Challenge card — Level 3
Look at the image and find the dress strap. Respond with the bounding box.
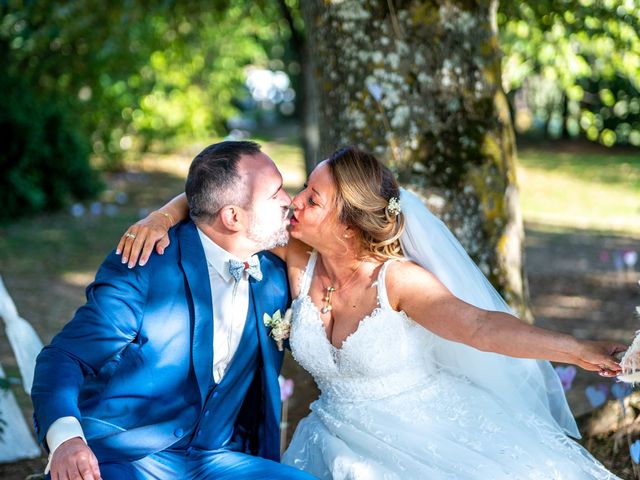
[298,250,319,297]
[375,259,397,310]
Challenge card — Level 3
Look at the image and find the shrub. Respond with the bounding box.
[0,76,103,222]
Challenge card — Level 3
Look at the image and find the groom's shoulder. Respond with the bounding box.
[257,251,290,302]
[96,221,188,279]
[149,219,194,260]
[138,220,187,270]
[258,251,287,277]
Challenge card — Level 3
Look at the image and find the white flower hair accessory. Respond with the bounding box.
[386,196,401,217]
[263,308,292,351]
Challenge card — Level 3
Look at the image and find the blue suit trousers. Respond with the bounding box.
[46,447,315,479]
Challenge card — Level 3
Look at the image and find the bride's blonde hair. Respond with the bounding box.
[327,146,405,260]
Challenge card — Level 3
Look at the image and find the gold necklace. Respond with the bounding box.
[320,257,365,314]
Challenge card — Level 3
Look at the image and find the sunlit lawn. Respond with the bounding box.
[4,139,635,362]
[517,147,640,235]
[262,138,640,236]
[1,137,637,399]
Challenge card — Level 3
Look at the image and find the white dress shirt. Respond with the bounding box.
[45,228,251,471]
[196,227,251,383]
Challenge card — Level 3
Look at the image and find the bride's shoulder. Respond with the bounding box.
[385,260,442,305]
[282,239,314,281]
[386,260,430,282]
[385,258,426,278]
[284,239,314,268]
[270,239,312,267]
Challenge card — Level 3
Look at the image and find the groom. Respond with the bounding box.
[31,141,314,479]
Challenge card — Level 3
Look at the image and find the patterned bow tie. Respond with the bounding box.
[228,256,262,282]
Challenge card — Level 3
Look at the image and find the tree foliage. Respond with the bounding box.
[1,0,297,169]
[499,0,640,146]
[0,73,102,222]
[1,0,636,224]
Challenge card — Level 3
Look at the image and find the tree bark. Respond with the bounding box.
[302,0,532,321]
[301,2,322,173]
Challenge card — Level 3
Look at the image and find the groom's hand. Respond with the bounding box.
[51,437,101,480]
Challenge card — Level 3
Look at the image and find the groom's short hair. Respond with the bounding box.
[186,140,261,224]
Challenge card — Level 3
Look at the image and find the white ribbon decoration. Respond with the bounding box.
[0,275,44,394]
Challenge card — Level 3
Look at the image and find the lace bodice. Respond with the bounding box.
[289,251,438,402]
[284,259,618,479]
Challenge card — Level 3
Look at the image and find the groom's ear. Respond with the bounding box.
[218,205,244,232]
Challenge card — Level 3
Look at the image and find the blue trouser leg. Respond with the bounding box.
[51,449,318,480]
[98,461,146,479]
[188,449,318,480]
[97,450,188,479]
[45,461,152,480]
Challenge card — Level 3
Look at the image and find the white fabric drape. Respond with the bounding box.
[0,275,43,395]
[0,364,41,462]
[0,275,42,461]
[399,188,579,438]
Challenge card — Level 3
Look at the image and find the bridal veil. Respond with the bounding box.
[398,188,579,438]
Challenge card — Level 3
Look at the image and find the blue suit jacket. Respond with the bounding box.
[31,220,289,463]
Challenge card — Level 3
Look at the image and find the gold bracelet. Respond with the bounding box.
[152,210,175,227]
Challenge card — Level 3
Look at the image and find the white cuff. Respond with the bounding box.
[44,417,86,474]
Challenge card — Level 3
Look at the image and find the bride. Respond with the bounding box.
[119,145,624,479]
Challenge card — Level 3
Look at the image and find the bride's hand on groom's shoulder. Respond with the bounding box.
[573,340,627,377]
[50,437,101,480]
[117,213,171,268]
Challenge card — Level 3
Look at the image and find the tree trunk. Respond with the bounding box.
[301,3,322,173]
[561,92,571,139]
[302,0,532,321]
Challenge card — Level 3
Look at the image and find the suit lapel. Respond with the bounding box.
[249,276,280,458]
[178,221,213,406]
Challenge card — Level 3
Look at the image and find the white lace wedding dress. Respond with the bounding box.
[281,252,619,480]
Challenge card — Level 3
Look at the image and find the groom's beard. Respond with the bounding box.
[246,207,290,250]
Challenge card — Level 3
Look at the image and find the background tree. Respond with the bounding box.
[0,1,299,220]
[302,0,532,319]
[0,1,287,168]
[499,0,640,146]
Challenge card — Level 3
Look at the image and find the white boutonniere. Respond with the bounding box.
[263,308,292,351]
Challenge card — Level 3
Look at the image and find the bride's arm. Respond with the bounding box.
[389,261,625,375]
[116,192,305,268]
[117,193,188,268]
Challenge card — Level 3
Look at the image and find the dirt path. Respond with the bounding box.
[525,223,639,416]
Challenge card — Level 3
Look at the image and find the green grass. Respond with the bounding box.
[516,148,640,235]
[1,141,635,297]
[0,140,637,342]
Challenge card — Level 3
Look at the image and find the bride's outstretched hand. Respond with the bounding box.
[573,340,627,377]
[116,212,172,268]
